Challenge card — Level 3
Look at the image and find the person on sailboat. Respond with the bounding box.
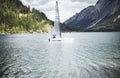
[48,34,56,41]
[52,34,56,38]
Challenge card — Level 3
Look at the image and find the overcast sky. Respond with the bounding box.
[20,0,98,22]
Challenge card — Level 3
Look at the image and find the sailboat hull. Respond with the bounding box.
[49,38,74,41]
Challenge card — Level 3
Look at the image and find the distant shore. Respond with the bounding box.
[0,31,49,35]
[0,31,120,35]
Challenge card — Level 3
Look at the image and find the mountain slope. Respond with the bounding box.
[0,0,53,34]
[64,0,120,31]
[86,13,120,31]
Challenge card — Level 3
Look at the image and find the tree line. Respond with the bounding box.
[0,0,53,34]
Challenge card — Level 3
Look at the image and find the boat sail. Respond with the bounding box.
[49,1,74,41]
[53,1,61,38]
[49,1,62,41]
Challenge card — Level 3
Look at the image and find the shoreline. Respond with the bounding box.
[0,32,47,35]
[0,31,120,35]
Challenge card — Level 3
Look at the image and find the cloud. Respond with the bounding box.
[20,0,98,22]
[70,0,97,4]
[31,0,50,6]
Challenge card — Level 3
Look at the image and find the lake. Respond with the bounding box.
[0,32,120,78]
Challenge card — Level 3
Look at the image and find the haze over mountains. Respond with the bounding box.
[64,0,120,31]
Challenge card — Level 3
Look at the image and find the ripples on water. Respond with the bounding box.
[0,32,120,78]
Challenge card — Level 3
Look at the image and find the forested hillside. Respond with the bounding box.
[0,0,53,34]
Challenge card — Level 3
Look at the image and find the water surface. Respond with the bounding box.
[0,32,120,78]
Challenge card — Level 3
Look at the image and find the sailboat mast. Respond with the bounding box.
[54,1,61,38]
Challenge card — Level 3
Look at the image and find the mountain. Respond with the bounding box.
[0,0,53,34]
[64,0,120,31]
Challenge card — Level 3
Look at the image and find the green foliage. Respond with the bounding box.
[0,0,53,34]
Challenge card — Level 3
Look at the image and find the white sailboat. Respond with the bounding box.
[49,1,74,41]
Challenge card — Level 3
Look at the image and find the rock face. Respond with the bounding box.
[64,0,120,30]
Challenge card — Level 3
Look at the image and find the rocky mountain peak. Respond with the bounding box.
[64,0,120,30]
